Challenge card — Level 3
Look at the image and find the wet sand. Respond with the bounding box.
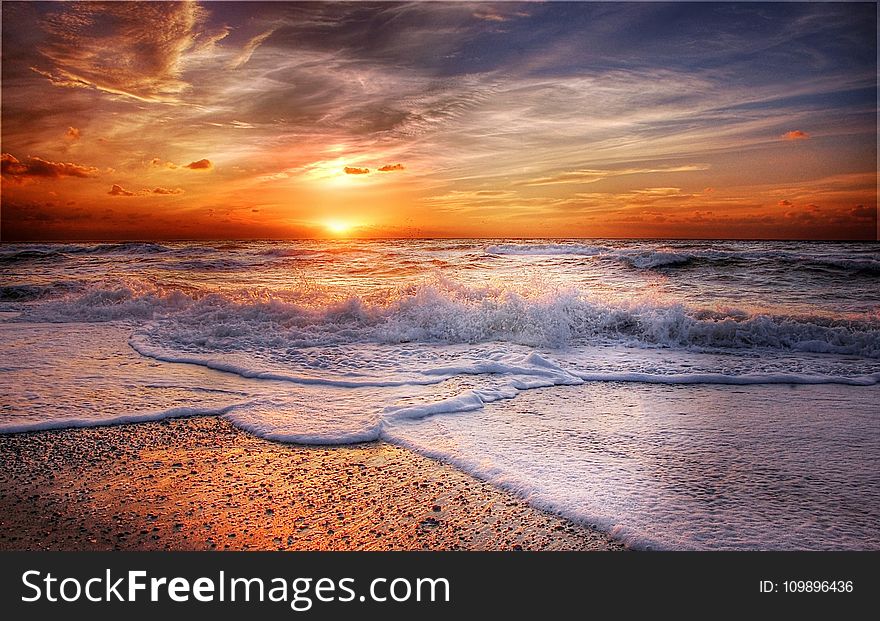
[0,416,622,551]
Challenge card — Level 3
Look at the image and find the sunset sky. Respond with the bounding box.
[1,1,877,240]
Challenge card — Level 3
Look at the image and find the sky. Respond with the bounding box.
[1,1,877,240]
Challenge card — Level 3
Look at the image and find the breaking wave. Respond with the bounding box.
[487,242,880,273]
[16,278,880,358]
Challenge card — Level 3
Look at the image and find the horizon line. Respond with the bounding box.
[1,236,877,243]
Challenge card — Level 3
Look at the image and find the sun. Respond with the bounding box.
[324,219,353,236]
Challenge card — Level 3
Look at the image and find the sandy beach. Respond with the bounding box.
[0,416,622,551]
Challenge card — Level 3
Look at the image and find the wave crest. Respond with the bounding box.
[487,243,880,274]
[18,277,880,358]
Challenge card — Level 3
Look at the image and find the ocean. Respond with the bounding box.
[1,238,878,550]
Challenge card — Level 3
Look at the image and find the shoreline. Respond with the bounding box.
[0,416,623,551]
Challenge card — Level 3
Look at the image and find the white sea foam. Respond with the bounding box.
[383,381,880,550]
[571,370,880,385]
[0,404,241,434]
[18,277,879,358]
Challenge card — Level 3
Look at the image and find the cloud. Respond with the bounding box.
[184,159,213,170]
[344,166,370,175]
[108,184,183,197]
[782,130,810,141]
[631,187,683,196]
[65,127,80,140]
[472,10,509,22]
[33,2,216,102]
[230,29,277,69]
[204,120,256,129]
[151,156,213,172]
[472,7,529,22]
[378,163,405,172]
[1,153,99,182]
[785,211,818,223]
[423,189,523,210]
[108,184,135,197]
[785,203,823,222]
[151,158,179,170]
[778,199,792,207]
[193,25,231,53]
[28,66,92,89]
[517,164,709,187]
[850,204,876,220]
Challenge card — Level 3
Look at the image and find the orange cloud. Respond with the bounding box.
[152,157,213,171]
[778,199,792,207]
[108,184,135,196]
[344,166,370,175]
[65,127,81,140]
[378,163,405,172]
[184,159,213,170]
[108,184,184,197]
[150,158,178,170]
[782,130,809,141]
[850,204,876,220]
[1,153,99,182]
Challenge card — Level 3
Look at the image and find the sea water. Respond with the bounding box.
[1,239,878,549]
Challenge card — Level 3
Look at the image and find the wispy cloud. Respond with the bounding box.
[33,1,221,102]
[229,28,277,69]
[517,165,710,187]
